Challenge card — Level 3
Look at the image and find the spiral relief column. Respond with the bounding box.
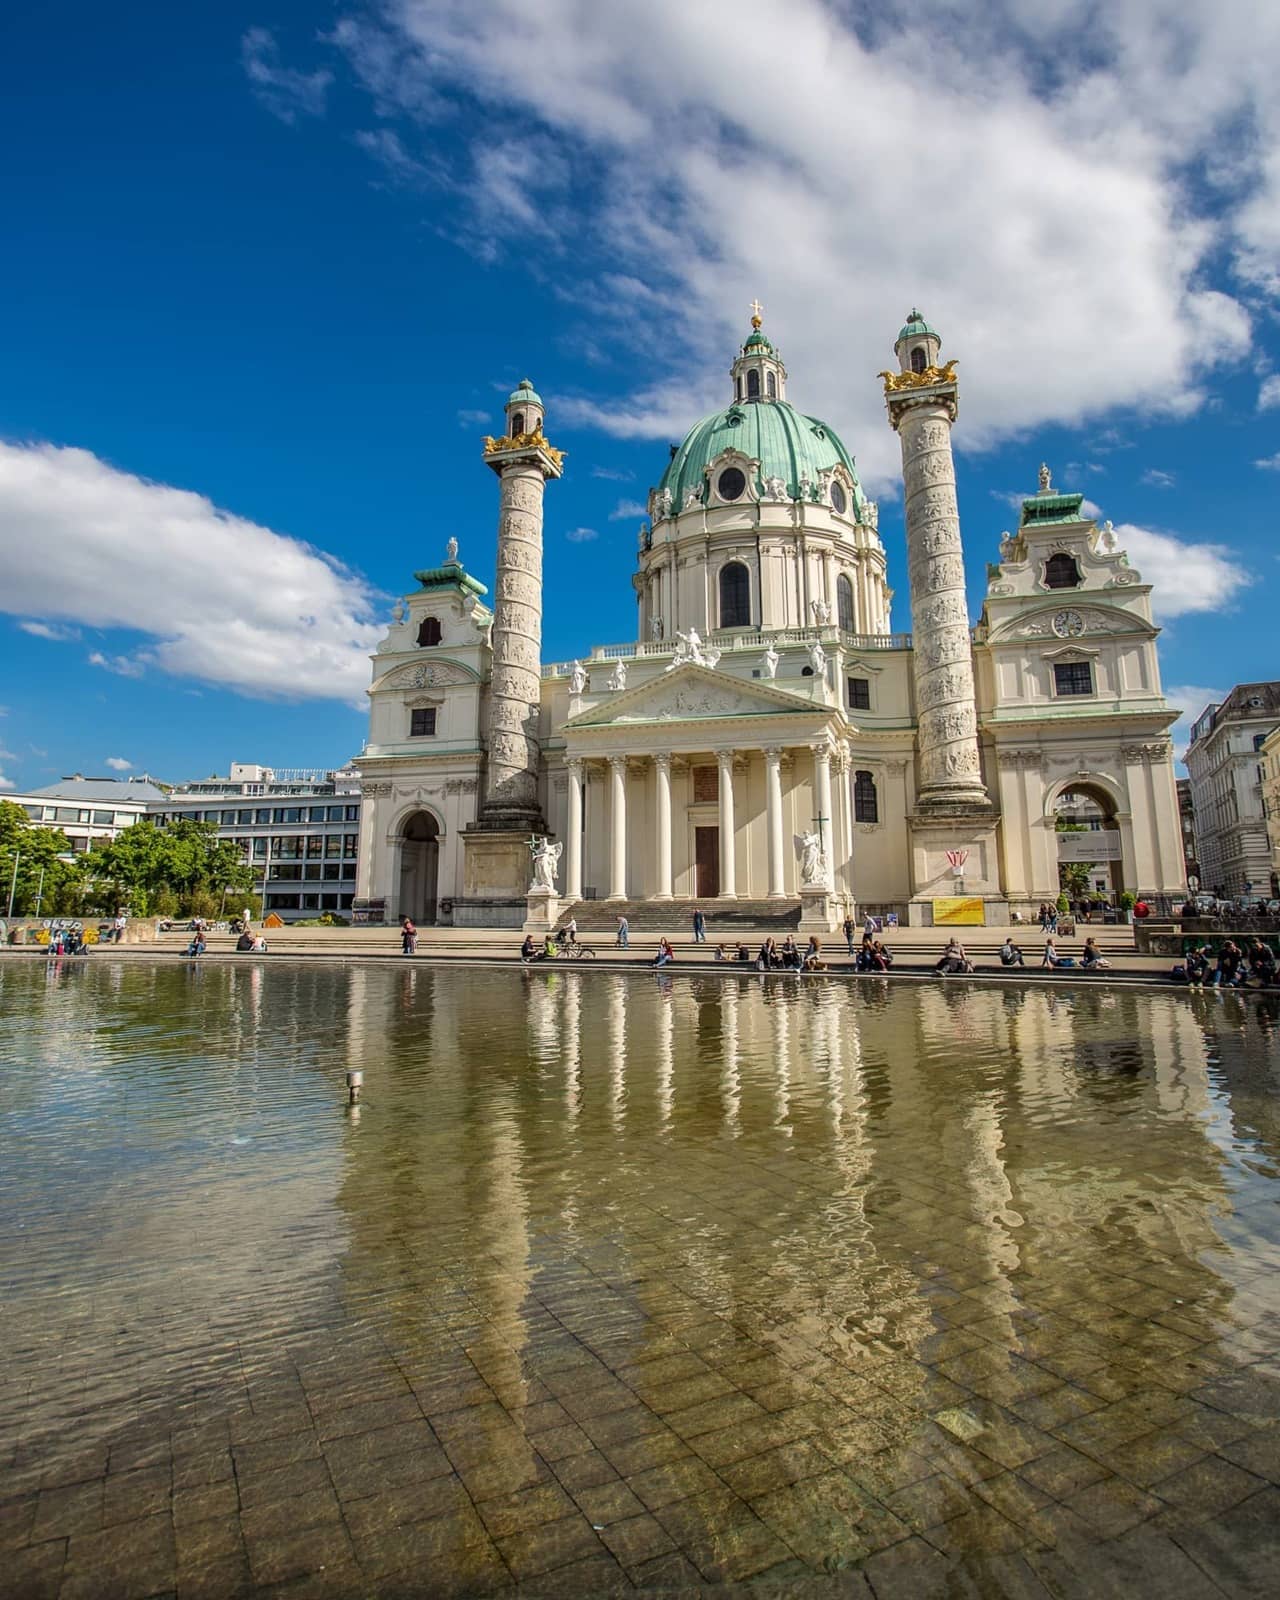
[882,315,990,815]
[461,379,565,927]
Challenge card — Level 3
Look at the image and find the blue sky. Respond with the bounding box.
[1,0,1277,791]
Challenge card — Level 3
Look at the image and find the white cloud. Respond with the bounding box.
[564,526,598,543]
[1111,523,1249,618]
[1258,375,1280,411]
[1165,683,1229,764]
[456,407,491,427]
[1140,468,1176,488]
[104,757,133,772]
[333,0,1270,487]
[0,441,382,705]
[1256,452,1280,471]
[17,620,80,641]
[242,27,333,124]
[607,499,647,521]
[354,127,434,186]
[0,773,14,792]
[590,466,634,481]
[1080,498,1104,519]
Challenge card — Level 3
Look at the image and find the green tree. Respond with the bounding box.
[90,818,254,916]
[0,800,79,915]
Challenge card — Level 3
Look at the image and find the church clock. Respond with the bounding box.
[1052,609,1085,638]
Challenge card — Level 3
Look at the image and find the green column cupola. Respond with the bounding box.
[894,308,942,376]
[505,377,544,439]
[730,300,788,404]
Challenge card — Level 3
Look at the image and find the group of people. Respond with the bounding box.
[750,935,827,971]
[1176,939,1277,991]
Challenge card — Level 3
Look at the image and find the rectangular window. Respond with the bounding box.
[327,805,344,821]
[265,892,300,911]
[221,809,239,826]
[54,807,79,821]
[345,804,359,821]
[847,676,871,710]
[1053,661,1093,697]
[854,770,879,823]
[321,893,339,911]
[306,836,324,858]
[693,766,718,804]
[302,894,320,910]
[410,708,437,737]
[323,863,342,880]
[341,864,357,881]
[252,838,268,859]
[92,810,114,825]
[272,837,303,859]
[269,863,302,881]
[256,808,272,824]
[309,806,328,822]
[324,836,343,858]
[343,834,358,857]
[304,863,323,880]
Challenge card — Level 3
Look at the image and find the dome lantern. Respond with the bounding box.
[730,299,788,404]
[505,377,543,439]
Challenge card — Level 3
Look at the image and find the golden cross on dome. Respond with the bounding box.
[749,298,764,328]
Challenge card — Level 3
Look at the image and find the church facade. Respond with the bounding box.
[353,312,1186,929]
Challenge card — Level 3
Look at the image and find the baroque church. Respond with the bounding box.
[353,310,1187,929]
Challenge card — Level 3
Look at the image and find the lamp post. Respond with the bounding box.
[6,851,19,918]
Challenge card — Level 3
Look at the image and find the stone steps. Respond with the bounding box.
[561,897,801,932]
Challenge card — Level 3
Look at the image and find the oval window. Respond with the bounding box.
[830,481,847,515]
[717,467,747,502]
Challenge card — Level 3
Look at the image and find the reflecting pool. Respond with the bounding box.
[2,960,1279,1596]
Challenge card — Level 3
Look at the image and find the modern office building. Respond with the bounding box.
[154,762,361,920]
[9,774,170,852]
[1185,683,1280,898]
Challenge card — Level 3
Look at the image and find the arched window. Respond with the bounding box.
[1044,553,1081,589]
[766,370,777,398]
[735,376,742,400]
[854,770,878,823]
[836,574,855,632]
[746,369,761,400]
[510,412,524,436]
[417,616,442,647]
[719,561,751,628]
[910,347,927,374]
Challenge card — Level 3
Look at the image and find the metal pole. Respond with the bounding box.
[34,865,45,917]
[6,851,18,918]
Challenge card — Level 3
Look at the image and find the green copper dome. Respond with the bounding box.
[897,309,939,344]
[657,400,867,514]
[743,329,773,352]
[507,377,542,408]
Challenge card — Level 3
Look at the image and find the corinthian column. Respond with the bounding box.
[565,758,583,900]
[654,754,673,900]
[884,343,990,814]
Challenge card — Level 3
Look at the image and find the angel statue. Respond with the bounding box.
[1100,519,1117,552]
[568,659,588,694]
[446,536,459,562]
[530,837,563,893]
[797,830,828,886]
[391,599,405,624]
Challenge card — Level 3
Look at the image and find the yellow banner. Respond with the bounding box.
[934,896,985,926]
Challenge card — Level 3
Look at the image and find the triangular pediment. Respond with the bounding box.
[566,663,823,728]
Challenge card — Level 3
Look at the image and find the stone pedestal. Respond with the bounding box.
[523,887,562,934]
[798,885,839,934]
[906,812,1007,925]
[457,829,534,928]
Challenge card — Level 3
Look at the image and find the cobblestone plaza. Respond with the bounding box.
[2,960,1278,1597]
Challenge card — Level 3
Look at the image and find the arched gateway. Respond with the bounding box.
[399,810,440,924]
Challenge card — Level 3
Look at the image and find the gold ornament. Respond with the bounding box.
[877,359,960,393]
[482,428,566,469]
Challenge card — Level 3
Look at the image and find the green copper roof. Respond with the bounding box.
[1020,491,1086,528]
[507,378,542,409]
[657,400,866,514]
[413,559,489,599]
[743,329,773,352]
[897,308,939,344]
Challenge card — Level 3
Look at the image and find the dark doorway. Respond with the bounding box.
[695,826,720,899]
[399,810,440,924]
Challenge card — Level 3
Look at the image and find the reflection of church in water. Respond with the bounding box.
[353,309,1185,928]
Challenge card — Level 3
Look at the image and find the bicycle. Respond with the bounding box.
[557,941,596,960]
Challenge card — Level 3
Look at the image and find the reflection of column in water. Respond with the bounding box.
[467,1108,535,1411]
[772,989,791,1130]
[721,979,740,1133]
[562,970,582,1124]
[655,975,674,1131]
[815,984,845,1131]
[961,1094,1021,1282]
[607,975,627,1129]
[526,972,561,1066]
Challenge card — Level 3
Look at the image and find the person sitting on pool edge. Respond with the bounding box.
[934,938,972,975]
[1081,937,1111,971]
[999,936,1025,968]
[652,937,674,967]
[520,933,540,963]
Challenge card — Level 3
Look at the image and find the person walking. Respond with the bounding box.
[564,915,578,946]
[842,914,856,956]
[615,914,629,950]
[692,907,706,943]
[400,917,417,956]
[112,911,127,944]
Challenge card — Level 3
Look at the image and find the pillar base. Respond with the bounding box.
[907,811,1006,926]
[523,888,562,934]
[798,885,839,933]
[459,828,539,928]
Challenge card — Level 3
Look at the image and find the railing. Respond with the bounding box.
[543,627,913,678]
